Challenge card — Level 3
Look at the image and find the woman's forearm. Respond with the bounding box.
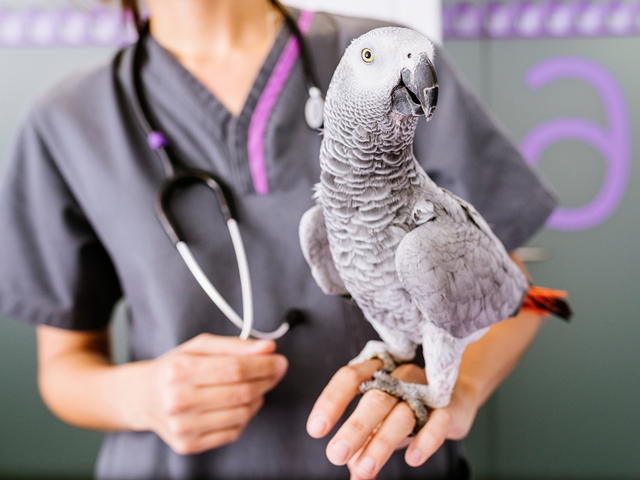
[455,308,543,414]
[36,326,288,454]
[36,325,153,431]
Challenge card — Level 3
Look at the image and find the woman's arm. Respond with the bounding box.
[307,254,543,479]
[406,308,541,461]
[36,326,288,454]
[37,326,136,431]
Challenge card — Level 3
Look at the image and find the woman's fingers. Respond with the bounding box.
[307,359,382,438]
[162,376,282,415]
[405,408,452,466]
[161,398,266,455]
[148,335,289,455]
[171,426,244,456]
[178,333,276,356]
[166,398,264,439]
[347,402,416,479]
[347,442,374,480]
[318,362,427,472]
[160,351,288,387]
[326,388,399,465]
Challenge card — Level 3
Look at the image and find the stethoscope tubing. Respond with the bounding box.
[128,3,317,340]
[175,221,292,341]
[176,227,289,340]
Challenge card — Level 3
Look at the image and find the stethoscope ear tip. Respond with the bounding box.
[283,309,306,329]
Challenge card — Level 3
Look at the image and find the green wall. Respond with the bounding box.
[0,46,115,479]
[444,2,640,478]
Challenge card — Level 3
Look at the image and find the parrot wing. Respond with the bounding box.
[395,190,529,338]
[299,204,350,296]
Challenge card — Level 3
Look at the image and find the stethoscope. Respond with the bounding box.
[129,1,322,340]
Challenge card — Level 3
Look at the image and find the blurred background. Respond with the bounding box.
[0,0,638,478]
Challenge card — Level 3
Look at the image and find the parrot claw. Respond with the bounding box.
[348,340,399,373]
[359,370,428,434]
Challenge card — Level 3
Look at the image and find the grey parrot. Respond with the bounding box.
[299,27,570,430]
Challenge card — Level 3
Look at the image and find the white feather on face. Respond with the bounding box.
[332,27,435,96]
[325,27,436,128]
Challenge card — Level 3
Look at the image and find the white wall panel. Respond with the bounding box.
[284,0,443,44]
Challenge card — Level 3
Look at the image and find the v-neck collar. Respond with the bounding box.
[139,8,315,196]
[143,13,293,142]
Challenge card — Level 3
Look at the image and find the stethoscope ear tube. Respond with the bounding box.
[155,172,253,339]
[132,16,309,340]
[176,230,255,340]
[226,218,253,340]
[176,239,293,340]
[156,173,295,340]
[155,170,237,244]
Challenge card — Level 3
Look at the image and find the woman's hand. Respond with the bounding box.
[305,303,543,479]
[138,334,288,455]
[306,360,478,480]
[36,327,288,456]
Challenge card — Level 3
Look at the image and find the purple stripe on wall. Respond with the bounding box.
[444,1,640,40]
[246,10,314,195]
[2,2,640,47]
[0,9,136,47]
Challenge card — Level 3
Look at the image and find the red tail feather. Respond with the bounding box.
[522,286,572,321]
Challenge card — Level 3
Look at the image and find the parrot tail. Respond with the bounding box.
[522,286,572,321]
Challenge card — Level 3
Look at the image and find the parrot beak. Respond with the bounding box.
[391,54,439,122]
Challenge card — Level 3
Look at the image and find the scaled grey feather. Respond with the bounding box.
[396,181,528,338]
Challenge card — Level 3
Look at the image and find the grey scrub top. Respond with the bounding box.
[0,10,556,480]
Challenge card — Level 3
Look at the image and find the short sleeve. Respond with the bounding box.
[0,114,121,330]
[413,51,557,252]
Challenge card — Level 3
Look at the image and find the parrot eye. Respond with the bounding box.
[361,48,374,63]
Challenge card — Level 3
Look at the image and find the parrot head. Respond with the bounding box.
[325,27,439,130]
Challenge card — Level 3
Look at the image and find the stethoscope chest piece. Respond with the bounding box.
[305,86,324,130]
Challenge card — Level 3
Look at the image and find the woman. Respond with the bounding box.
[0,0,556,478]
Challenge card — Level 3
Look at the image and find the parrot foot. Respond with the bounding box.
[359,370,428,434]
[348,340,398,373]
